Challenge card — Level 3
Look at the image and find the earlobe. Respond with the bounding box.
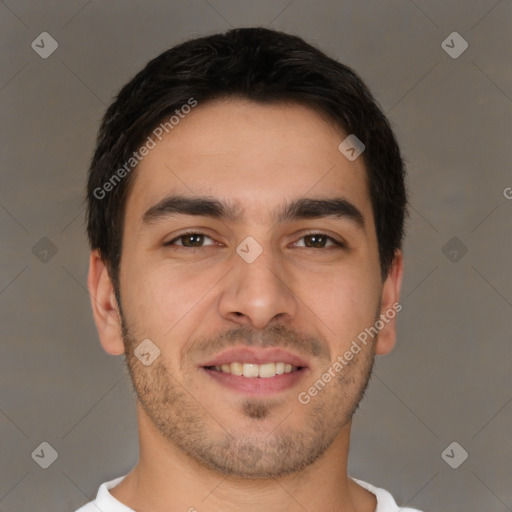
[375,250,404,356]
[87,250,125,355]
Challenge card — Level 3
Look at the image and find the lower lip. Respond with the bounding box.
[201,367,308,396]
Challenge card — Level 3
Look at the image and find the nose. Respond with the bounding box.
[218,242,299,330]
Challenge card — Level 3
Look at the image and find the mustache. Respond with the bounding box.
[184,323,330,362]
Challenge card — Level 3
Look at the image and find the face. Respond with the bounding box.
[111,98,400,478]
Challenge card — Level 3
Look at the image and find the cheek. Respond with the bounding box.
[301,269,379,346]
[122,260,220,334]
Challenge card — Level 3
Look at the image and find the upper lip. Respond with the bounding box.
[200,347,309,368]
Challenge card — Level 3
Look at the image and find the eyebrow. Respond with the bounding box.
[141,195,365,230]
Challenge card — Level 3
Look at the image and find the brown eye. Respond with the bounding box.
[180,234,205,247]
[295,234,343,249]
[165,232,215,248]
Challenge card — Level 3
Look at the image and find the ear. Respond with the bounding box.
[87,249,125,355]
[374,250,404,356]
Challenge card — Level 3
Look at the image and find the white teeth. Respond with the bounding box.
[212,362,299,378]
[258,363,276,378]
[242,363,259,378]
[230,362,243,376]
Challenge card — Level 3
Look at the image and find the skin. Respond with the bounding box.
[88,98,403,512]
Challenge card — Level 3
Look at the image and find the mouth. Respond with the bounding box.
[199,347,309,396]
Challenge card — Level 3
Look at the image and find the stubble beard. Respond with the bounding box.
[118,305,376,479]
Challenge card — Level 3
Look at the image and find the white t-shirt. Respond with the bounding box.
[75,475,423,511]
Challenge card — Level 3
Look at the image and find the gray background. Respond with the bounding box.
[1,1,511,511]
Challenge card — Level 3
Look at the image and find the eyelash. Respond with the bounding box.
[164,231,345,250]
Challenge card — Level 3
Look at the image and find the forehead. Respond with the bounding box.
[124,98,373,230]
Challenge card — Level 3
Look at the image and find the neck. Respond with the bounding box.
[109,406,376,512]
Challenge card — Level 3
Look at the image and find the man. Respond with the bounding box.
[79,27,420,511]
